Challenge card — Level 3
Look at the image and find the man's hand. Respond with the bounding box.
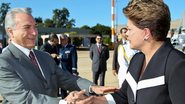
[112,69,117,76]
[91,86,119,95]
[50,53,58,58]
[65,90,93,104]
[93,96,108,104]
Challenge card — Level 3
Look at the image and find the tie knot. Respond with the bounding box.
[29,51,39,68]
[29,51,35,59]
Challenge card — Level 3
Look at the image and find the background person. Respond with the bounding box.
[59,34,78,75]
[112,27,137,87]
[89,34,109,86]
[58,34,78,98]
[40,33,60,65]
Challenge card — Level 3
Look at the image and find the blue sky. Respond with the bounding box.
[1,0,185,28]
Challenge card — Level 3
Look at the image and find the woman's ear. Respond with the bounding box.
[143,28,151,40]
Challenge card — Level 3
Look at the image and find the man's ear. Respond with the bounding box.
[6,28,14,38]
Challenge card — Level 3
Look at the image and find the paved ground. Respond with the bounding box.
[0,50,118,103]
[77,50,118,87]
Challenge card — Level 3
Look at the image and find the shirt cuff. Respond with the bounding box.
[59,99,67,104]
[105,94,116,104]
[72,68,77,70]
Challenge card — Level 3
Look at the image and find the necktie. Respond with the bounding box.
[29,51,39,69]
[98,45,101,53]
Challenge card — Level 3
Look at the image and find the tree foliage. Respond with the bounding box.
[52,8,75,28]
[90,24,111,36]
[35,17,44,27]
[44,18,54,27]
[80,25,91,30]
[0,3,10,25]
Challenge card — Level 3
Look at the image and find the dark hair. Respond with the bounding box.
[123,0,171,41]
[120,27,127,34]
[96,34,102,38]
[49,33,58,42]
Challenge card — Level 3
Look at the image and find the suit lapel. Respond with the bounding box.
[34,50,50,82]
[140,40,173,80]
[8,44,46,81]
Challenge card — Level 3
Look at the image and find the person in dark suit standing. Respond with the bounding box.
[69,0,185,104]
[112,27,137,87]
[40,33,60,65]
[59,34,78,75]
[89,34,109,86]
[0,7,117,104]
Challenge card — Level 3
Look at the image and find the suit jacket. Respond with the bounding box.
[112,40,123,73]
[59,44,78,73]
[40,42,60,65]
[111,39,185,104]
[0,43,94,104]
[89,43,109,72]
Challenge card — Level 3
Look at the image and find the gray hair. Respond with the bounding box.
[5,8,32,36]
[60,34,68,39]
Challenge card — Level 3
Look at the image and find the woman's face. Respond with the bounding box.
[126,19,145,50]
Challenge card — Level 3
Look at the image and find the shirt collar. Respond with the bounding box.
[122,39,127,44]
[96,43,102,46]
[12,41,33,57]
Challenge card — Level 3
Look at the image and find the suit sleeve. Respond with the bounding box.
[167,53,185,104]
[0,59,60,104]
[105,46,109,61]
[71,46,78,71]
[111,80,128,104]
[112,43,119,71]
[89,45,94,60]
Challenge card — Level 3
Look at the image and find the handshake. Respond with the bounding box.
[65,86,118,104]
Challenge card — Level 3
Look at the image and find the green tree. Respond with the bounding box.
[0,3,10,25]
[90,24,111,36]
[66,18,75,29]
[80,25,91,30]
[44,18,54,27]
[35,17,44,27]
[0,3,10,47]
[73,37,83,47]
[52,8,75,28]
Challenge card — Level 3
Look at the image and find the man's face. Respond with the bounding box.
[8,13,38,49]
[96,36,102,44]
[121,29,128,40]
[60,37,68,46]
[51,38,59,46]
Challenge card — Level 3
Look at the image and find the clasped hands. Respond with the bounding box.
[65,86,118,104]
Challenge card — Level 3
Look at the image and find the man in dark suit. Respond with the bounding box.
[40,33,60,65]
[0,7,115,104]
[89,34,109,86]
